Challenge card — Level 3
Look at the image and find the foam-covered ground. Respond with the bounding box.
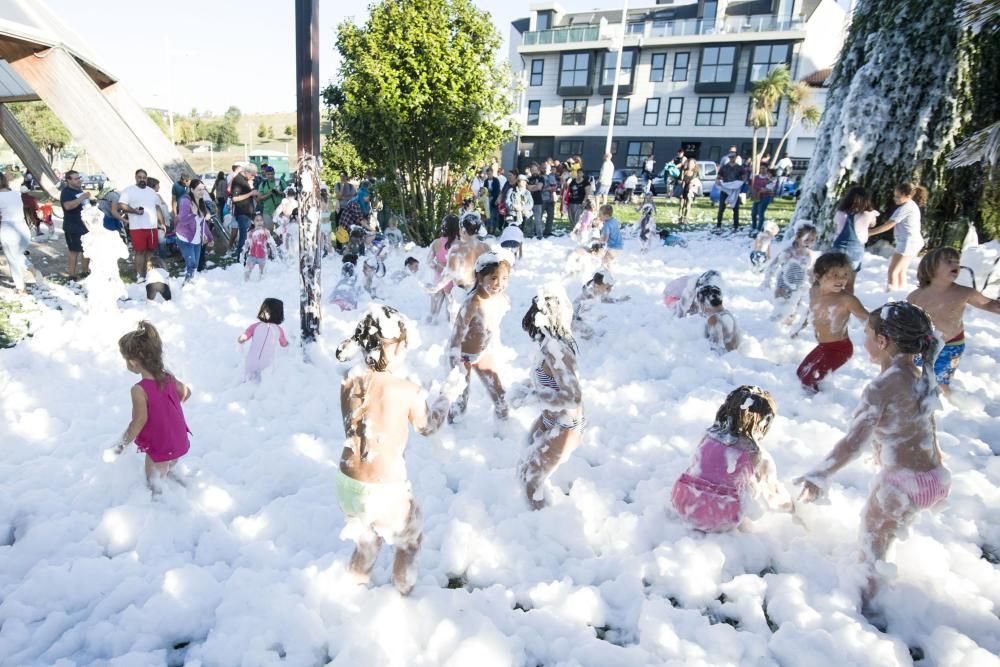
[2,231,999,667]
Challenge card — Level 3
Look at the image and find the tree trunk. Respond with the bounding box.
[296,154,322,344]
[751,128,759,177]
[771,117,796,169]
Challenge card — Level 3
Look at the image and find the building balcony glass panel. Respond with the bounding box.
[522,25,601,46]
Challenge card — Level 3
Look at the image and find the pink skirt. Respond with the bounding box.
[672,473,742,532]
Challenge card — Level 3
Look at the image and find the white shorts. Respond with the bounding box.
[895,233,924,257]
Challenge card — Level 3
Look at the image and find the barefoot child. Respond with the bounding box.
[637,194,656,254]
[672,385,789,531]
[795,252,869,392]
[238,298,289,381]
[797,302,947,610]
[331,255,360,312]
[335,306,463,594]
[105,321,191,494]
[242,213,277,282]
[572,271,630,340]
[510,288,584,509]
[907,247,1000,395]
[749,221,779,272]
[426,216,460,323]
[869,183,927,291]
[765,223,816,324]
[447,251,513,422]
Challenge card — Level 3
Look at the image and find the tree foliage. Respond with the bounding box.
[9,102,71,165]
[257,122,268,139]
[330,0,515,243]
[224,106,242,124]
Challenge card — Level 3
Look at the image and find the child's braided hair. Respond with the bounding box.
[709,385,777,447]
[118,321,169,388]
[868,301,940,414]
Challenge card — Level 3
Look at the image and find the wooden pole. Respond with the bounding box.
[295,0,322,343]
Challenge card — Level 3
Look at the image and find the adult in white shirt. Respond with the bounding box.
[470,170,485,198]
[642,154,656,186]
[597,153,615,206]
[116,168,164,282]
[774,154,794,193]
[0,173,42,293]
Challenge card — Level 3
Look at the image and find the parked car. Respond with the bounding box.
[80,173,106,190]
[199,171,219,184]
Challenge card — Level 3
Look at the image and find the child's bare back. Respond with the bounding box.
[808,285,867,342]
[452,291,508,358]
[908,282,983,341]
[448,239,490,289]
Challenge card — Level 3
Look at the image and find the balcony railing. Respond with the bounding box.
[522,25,601,46]
[521,15,804,47]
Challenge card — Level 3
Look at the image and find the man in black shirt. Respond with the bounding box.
[229,164,258,257]
[566,170,590,229]
[484,167,502,234]
[526,162,545,240]
[59,170,94,278]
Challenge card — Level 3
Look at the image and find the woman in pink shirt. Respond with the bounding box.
[671,386,790,532]
[239,298,289,381]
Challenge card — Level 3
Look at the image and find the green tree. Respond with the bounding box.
[266,125,275,139]
[204,121,240,150]
[747,66,790,175]
[224,106,242,124]
[284,124,295,137]
[176,119,196,144]
[331,0,514,243]
[9,102,71,165]
[146,109,169,135]
[771,81,821,167]
[256,122,267,139]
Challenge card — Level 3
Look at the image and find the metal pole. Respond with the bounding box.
[604,0,629,156]
[295,0,321,158]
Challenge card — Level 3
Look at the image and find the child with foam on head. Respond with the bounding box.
[797,302,948,615]
[331,255,360,312]
[749,220,780,272]
[671,386,790,532]
[795,252,870,392]
[104,321,191,495]
[662,270,722,317]
[564,242,605,283]
[362,234,389,297]
[637,193,656,254]
[144,257,171,302]
[696,283,741,353]
[335,305,464,594]
[238,298,289,382]
[764,223,816,324]
[907,247,1000,396]
[572,271,630,340]
[390,257,420,284]
[447,250,514,423]
[508,287,585,509]
[242,213,278,282]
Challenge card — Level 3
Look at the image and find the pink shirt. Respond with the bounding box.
[247,228,270,259]
[135,376,190,463]
[243,322,288,379]
[833,209,879,245]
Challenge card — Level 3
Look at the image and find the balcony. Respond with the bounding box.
[522,25,601,46]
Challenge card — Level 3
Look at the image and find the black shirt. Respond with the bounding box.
[568,178,588,205]
[527,175,544,206]
[60,186,86,233]
[231,174,254,217]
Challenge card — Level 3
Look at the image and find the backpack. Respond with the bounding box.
[664,163,681,179]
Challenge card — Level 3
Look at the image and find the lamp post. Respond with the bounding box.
[604,0,629,156]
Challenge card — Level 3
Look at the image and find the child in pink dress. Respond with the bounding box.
[105,321,191,494]
[238,298,289,381]
[671,385,790,532]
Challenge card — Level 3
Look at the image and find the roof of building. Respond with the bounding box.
[802,68,832,87]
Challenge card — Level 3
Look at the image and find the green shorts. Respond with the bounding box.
[335,468,413,523]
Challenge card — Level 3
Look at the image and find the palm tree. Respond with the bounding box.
[771,81,821,168]
[748,66,790,175]
[947,0,1000,172]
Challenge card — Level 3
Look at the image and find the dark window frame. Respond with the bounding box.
[558,139,584,156]
[527,100,541,126]
[745,98,780,127]
[602,98,630,126]
[598,48,637,95]
[625,141,655,169]
[665,97,684,126]
[650,53,667,82]
[695,96,728,126]
[747,43,791,84]
[672,52,690,82]
[530,59,544,87]
[644,98,660,126]
[561,99,588,126]
[558,51,593,96]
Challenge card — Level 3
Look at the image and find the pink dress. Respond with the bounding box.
[671,435,755,532]
[243,322,288,380]
[434,237,453,293]
[135,377,190,463]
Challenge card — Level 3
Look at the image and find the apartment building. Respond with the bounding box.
[505,0,849,174]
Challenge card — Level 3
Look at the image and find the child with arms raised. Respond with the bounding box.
[105,321,191,495]
[238,298,289,381]
[797,302,947,615]
[795,252,869,392]
[672,386,789,531]
[510,287,584,509]
[335,306,463,594]
[448,251,513,423]
[907,247,1000,395]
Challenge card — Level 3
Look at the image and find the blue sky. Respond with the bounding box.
[43,0,607,115]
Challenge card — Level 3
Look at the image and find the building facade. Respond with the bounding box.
[506,0,848,175]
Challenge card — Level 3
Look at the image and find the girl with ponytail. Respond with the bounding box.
[334,305,464,595]
[869,182,929,291]
[797,301,948,611]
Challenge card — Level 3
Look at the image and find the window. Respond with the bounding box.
[644,98,660,126]
[560,53,591,88]
[665,97,683,126]
[626,22,645,34]
[527,100,540,126]
[602,50,635,87]
[530,59,544,86]
[611,141,619,155]
[626,141,654,169]
[559,140,583,156]
[650,53,667,82]
[536,11,552,30]
[673,52,690,81]
[562,99,588,125]
[696,97,728,126]
[745,98,780,126]
[602,98,630,126]
[703,1,717,21]
[708,145,722,163]
[699,46,736,83]
[749,44,790,82]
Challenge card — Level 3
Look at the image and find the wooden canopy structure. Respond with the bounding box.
[0,0,193,197]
